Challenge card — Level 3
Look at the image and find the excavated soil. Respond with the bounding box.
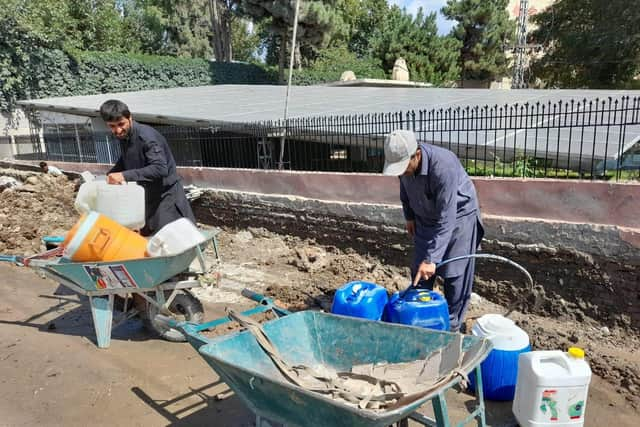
[1,166,639,413]
[0,168,79,255]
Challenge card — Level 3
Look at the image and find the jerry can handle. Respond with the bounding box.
[89,229,111,252]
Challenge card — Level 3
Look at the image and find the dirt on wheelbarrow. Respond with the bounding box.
[201,310,277,338]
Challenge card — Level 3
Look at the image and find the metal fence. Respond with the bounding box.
[21,95,640,181]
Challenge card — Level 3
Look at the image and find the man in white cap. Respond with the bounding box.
[383,130,484,332]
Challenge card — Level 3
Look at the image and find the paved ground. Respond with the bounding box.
[1,263,637,427]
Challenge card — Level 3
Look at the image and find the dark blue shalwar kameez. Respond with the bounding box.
[400,143,484,331]
[108,121,196,236]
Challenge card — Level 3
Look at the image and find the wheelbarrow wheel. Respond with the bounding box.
[144,291,204,342]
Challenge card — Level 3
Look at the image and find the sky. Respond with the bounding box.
[389,0,455,36]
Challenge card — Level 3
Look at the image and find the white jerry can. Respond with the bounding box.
[146,218,206,257]
[75,180,145,230]
[513,348,592,427]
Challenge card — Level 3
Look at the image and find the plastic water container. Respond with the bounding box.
[470,314,531,400]
[75,181,145,230]
[513,348,592,427]
[331,281,389,320]
[147,218,206,257]
[385,289,450,331]
[62,211,148,262]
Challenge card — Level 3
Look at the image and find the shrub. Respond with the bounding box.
[292,47,386,85]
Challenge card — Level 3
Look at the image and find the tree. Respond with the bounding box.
[530,0,640,88]
[239,0,345,82]
[66,0,132,51]
[151,0,213,58]
[121,0,168,54]
[442,0,514,83]
[231,18,261,62]
[209,0,234,61]
[0,0,168,53]
[369,6,461,85]
[1,0,74,48]
[342,0,389,57]
[1,0,139,52]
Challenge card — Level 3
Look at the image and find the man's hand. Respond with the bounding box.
[406,220,416,237]
[413,261,437,286]
[107,172,126,185]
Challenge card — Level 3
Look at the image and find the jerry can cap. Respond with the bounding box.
[417,291,432,302]
[568,347,585,358]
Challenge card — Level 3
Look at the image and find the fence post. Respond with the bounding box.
[9,135,17,157]
[74,123,84,163]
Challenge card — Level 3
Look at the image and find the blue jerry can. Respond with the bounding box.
[385,289,450,331]
[469,314,531,401]
[331,281,389,320]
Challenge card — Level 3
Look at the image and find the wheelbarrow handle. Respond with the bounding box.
[0,255,24,265]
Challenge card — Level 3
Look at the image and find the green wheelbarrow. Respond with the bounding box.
[162,289,493,427]
[0,229,221,348]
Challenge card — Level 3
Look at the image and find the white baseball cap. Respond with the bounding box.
[383,130,418,176]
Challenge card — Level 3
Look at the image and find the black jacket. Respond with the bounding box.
[108,121,195,235]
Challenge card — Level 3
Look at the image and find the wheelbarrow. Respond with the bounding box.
[161,290,493,427]
[0,229,221,348]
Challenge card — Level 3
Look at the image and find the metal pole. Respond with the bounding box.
[512,0,529,89]
[278,0,301,170]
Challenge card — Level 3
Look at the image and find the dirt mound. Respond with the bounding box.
[0,169,79,255]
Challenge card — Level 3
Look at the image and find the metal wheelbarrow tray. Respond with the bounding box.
[2,229,220,348]
[178,300,492,427]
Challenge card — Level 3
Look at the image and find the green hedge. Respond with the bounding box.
[66,50,213,94]
[210,61,277,85]
[1,18,277,115]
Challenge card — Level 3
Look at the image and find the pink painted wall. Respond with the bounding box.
[46,162,640,229]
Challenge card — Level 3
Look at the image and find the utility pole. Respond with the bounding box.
[512,0,529,89]
[278,0,301,170]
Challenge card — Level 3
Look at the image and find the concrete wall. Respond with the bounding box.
[44,162,640,227]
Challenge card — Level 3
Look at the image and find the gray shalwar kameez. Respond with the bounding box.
[108,121,196,236]
[399,143,484,331]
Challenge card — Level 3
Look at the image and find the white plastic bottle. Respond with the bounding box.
[513,347,592,427]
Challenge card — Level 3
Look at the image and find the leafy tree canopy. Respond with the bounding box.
[370,6,461,85]
[442,0,514,82]
[530,0,640,88]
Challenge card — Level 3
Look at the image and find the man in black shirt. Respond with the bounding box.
[99,99,196,236]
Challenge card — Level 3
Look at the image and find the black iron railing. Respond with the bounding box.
[17,95,640,181]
